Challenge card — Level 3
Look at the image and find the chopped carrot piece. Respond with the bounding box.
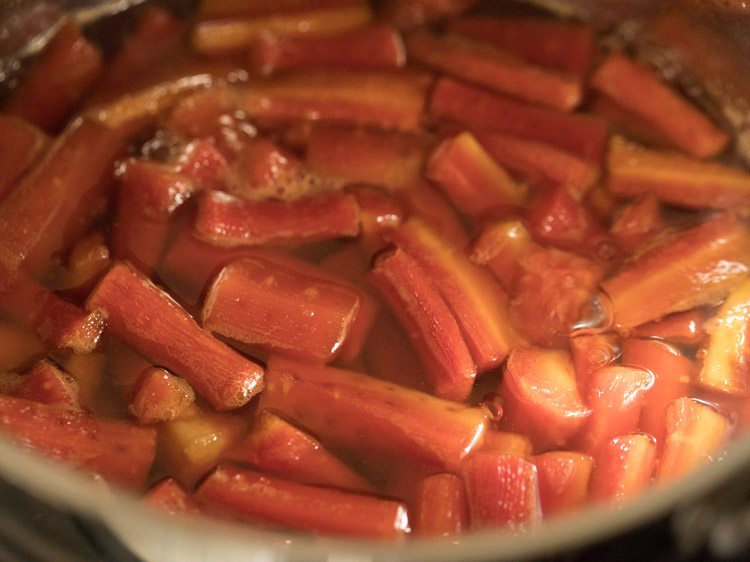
[499,348,590,450]
[203,256,361,363]
[657,397,732,483]
[430,78,609,161]
[412,473,468,536]
[56,231,110,299]
[128,367,196,424]
[589,433,657,504]
[175,138,230,192]
[305,123,429,191]
[195,190,360,247]
[576,365,654,454]
[477,132,599,200]
[479,430,533,457]
[462,453,541,531]
[146,478,202,516]
[591,53,728,158]
[621,338,693,445]
[347,186,405,254]
[236,69,429,132]
[258,355,487,471]
[159,404,248,487]
[407,30,582,111]
[33,293,105,354]
[448,16,594,76]
[86,261,264,411]
[195,464,409,538]
[395,180,470,249]
[696,278,750,396]
[4,21,103,132]
[607,136,750,211]
[569,332,620,390]
[630,309,708,348]
[0,114,48,200]
[13,359,80,410]
[389,218,523,372]
[228,409,373,493]
[369,245,476,401]
[600,212,750,330]
[192,4,373,56]
[0,119,123,278]
[0,394,156,490]
[425,131,527,216]
[532,451,593,516]
[249,24,405,74]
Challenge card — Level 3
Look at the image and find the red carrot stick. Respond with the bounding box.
[589,433,657,504]
[0,394,156,490]
[258,355,487,471]
[412,473,468,536]
[228,409,373,493]
[13,359,81,410]
[85,261,264,410]
[195,464,409,538]
[369,245,477,401]
[128,367,196,424]
[203,256,361,363]
[0,114,48,201]
[532,451,592,516]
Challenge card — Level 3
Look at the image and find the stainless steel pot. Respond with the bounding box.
[1,1,749,560]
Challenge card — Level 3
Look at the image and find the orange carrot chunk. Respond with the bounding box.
[228,409,373,493]
[249,24,405,74]
[202,256,361,363]
[0,394,156,490]
[630,309,708,348]
[478,430,533,457]
[13,359,81,410]
[696,277,750,396]
[609,194,666,253]
[195,464,409,538]
[569,332,620,391]
[499,348,590,450]
[591,53,728,158]
[128,367,196,424]
[469,219,534,292]
[195,190,360,247]
[4,21,103,132]
[412,473,468,536]
[657,397,732,483]
[532,451,593,516]
[369,245,477,401]
[462,453,541,531]
[600,212,750,330]
[425,131,527,216]
[589,433,657,504]
[429,78,608,162]
[86,261,264,411]
[258,355,487,471]
[607,136,750,212]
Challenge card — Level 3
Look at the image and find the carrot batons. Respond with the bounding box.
[4,21,103,132]
[13,359,80,410]
[600,212,750,330]
[462,453,542,531]
[128,367,196,424]
[533,451,592,516]
[195,464,409,538]
[607,136,750,212]
[591,53,728,158]
[369,245,476,401]
[0,394,155,489]
[249,24,405,74]
[194,191,360,247]
[202,256,361,362]
[258,355,487,471]
[589,433,657,504]
[696,278,750,396]
[0,114,48,200]
[499,348,590,450]
[228,409,372,493]
[86,261,264,411]
[407,30,581,111]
